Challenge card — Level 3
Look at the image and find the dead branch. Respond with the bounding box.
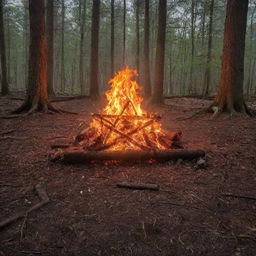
[0,183,49,230]
[62,149,205,163]
[117,183,159,191]
[221,193,256,201]
[0,129,16,136]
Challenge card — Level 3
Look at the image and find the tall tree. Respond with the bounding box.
[79,0,86,95]
[122,0,126,66]
[60,0,65,92]
[211,0,250,115]
[135,0,140,72]
[13,0,59,113]
[110,0,115,76]
[22,0,29,89]
[246,4,256,95]
[150,0,167,104]
[46,0,54,95]
[89,0,100,99]
[188,0,195,94]
[0,0,9,95]
[202,0,214,97]
[143,0,151,97]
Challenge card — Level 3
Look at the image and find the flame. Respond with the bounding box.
[89,67,171,151]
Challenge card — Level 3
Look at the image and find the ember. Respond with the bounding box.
[76,67,182,152]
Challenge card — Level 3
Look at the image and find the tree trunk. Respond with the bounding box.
[6,8,11,84]
[150,0,167,104]
[201,1,206,48]
[22,0,29,90]
[60,0,65,92]
[46,0,54,95]
[13,0,58,113]
[202,0,214,97]
[246,4,256,96]
[188,0,195,95]
[0,0,9,95]
[135,0,140,73]
[169,46,173,95]
[143,0,151,97]
[110,0,115,76]
[89,0,100,100]
[122,0,126,66]
[79,0,86,95]
[212,0,250,115]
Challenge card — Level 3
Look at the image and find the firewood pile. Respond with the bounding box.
[51,68,205,163]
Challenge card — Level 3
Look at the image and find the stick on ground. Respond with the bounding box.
[117,183,160,191]
[0,183,49,230]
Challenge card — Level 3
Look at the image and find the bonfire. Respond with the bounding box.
[75,67,181,152]
[52,67,205,163]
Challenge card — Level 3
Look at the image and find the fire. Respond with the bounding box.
[80,67,181,152]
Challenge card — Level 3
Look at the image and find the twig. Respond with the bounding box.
[20,214,27,242]
[221,193,256,201]
[0,183,49,230]
[0,129,16,136]
[117,183,159,191]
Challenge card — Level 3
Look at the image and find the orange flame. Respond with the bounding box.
[89,67,171,151]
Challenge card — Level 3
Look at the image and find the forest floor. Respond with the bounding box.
[0,95,256,256]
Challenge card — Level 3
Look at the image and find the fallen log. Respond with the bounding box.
[0,183,49,230]
[62,149,205,163]
[117,183,159,191]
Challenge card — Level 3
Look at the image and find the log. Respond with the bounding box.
[117,183,159,191]
[62,149,205,163]
[0,183,49,230]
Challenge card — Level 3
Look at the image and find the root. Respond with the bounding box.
[4,100,78,117]
[177,104,213,121]
[177,99,253,121]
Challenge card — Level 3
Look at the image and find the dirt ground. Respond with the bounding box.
[0,96,256,256]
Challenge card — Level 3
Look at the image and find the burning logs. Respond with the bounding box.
[62,149,205,163]
[51,68,206,164]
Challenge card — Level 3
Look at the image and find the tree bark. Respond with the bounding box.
[89,0,100,100]
[150,0,167,104]
[0,0,9,95]
[212,0,250,115]
[46,0,54,95]
[202,0,214,97]
[143,0,151,97]
[110,0,115,76]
